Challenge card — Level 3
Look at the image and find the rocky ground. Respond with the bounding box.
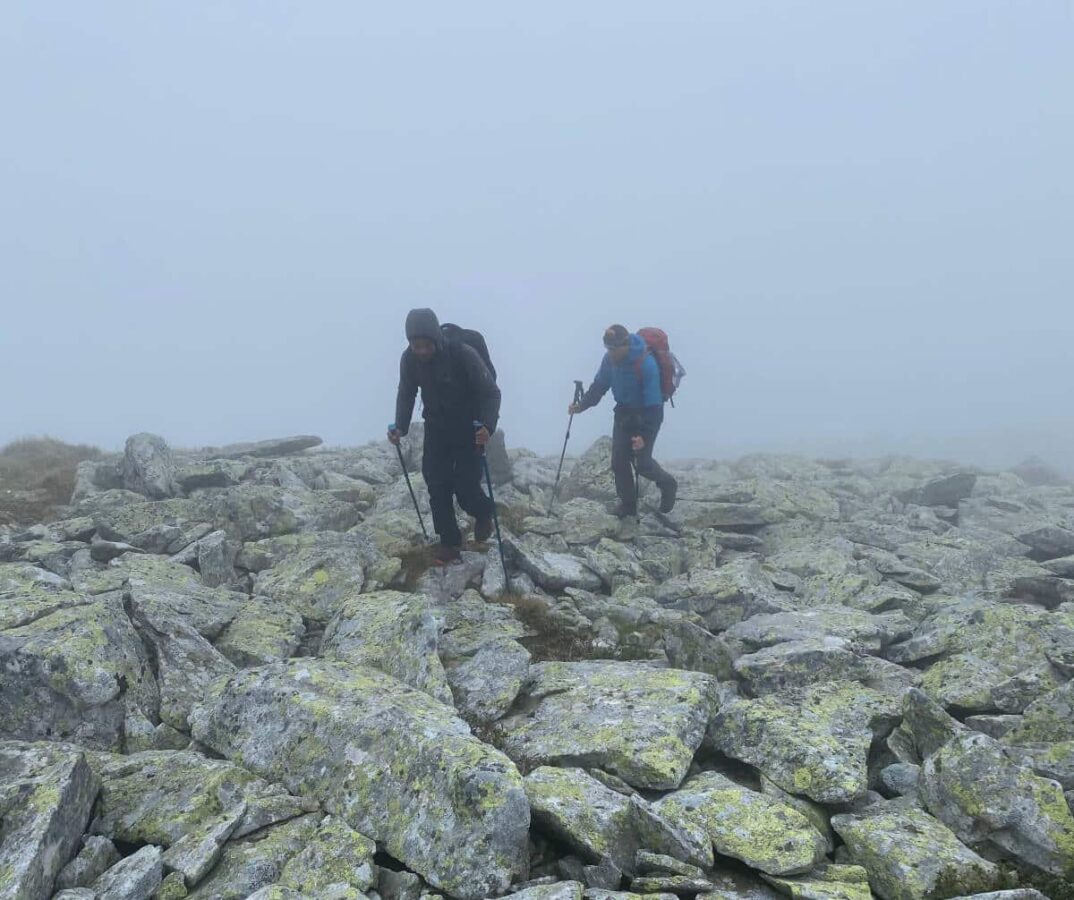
[2,428,1073,900]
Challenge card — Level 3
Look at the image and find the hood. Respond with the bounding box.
[405,308,443,347]
[612,332,646,365]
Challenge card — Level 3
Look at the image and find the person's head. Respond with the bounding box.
[603,324,632,364]
[405,308,443,361]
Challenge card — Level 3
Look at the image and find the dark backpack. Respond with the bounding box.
[440,323,496,381]
[634,327,686,403]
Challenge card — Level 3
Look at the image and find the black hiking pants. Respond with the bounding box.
[612,406,675,512]
[422,422,494,547]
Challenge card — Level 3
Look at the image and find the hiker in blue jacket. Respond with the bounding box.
[569,324,678,518]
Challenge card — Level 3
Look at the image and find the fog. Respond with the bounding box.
[2,3,1071,472]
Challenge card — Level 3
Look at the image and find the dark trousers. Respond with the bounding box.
[422,423,494,547]
[612,406,674,510]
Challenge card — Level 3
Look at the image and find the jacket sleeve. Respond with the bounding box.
[578,357,611,410]
[460,345,502,434]
[394,351,418,435]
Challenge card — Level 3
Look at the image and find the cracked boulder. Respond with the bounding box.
[831,799,1001,900]
[190,659,530,900]
[0,593,158,750]
[320,590,453,704]
[494,661,717,790]
[0,741,100,900]
[651,772,827,876]
[708,681,901,804]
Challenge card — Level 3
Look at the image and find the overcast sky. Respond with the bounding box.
[2,3,1071,470]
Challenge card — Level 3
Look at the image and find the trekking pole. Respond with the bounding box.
[548,380,585,515]
[389,424,429,542]
[474,421,511,591]
[632,449,641,524]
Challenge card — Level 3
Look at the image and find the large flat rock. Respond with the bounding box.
[190,659,529,899]
[494,661,717,790]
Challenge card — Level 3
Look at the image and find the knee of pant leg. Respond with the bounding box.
[424,468,451,495]
[635,457,657,478]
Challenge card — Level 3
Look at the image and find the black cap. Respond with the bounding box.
[603,324,630,349]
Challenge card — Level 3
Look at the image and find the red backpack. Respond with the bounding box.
[635,327,686,404]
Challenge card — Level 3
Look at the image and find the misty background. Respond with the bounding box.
[2,3,1071,472]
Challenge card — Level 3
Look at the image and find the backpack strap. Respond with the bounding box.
[634,347,650,384]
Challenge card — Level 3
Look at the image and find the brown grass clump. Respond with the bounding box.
[0,436,102,525]
[495,591,599,663]
[394,543,443,590]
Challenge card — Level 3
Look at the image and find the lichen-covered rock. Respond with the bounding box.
[917,728,1074,878]
[56,835,121,891]
[437,590,531,722]
[759,864,874,900]
[154,871,188,900]
[122,433,179,499]
[660,618,735,681]
[495,661,717,790]
[629,875,715,894]
[277,815,376,895]
[0,594,158,749]
[525,499,622,546]
[559,438,618,504]
[651,772,827,876]
[898,473,977,509]
[708,682,901,804]
[414,551,487,603]
[0,562,91,630]
[121,555,244,640]
[723,606,912,657]
[1007,679,1074,744]
[627,795,714,870]
[128,597,235,732]
[94,486,358,552]
[160,805,245,886]
[212,598,304,668]
[0,742,99,900]
[831,799,1001,900]
[207,485,360,541]
[320,590,452,704]
[91,844,162,900]
[91,751,314,850]
[524,767,639,871]
[655,559,787,632]
[185,814,320,900]
[247,531,395,623]
[208,434,324,460]
[505,533,603,593]
[187,529,239,588]
[510,883,584,900]
[732,637,915,697]
[446,636,531,723]
[190,659,529,900]
[1005,740,1074,791]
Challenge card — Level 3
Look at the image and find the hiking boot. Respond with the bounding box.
[612,502,637,519]
[431,543,462,565]
[474,515,493,543]
[660,478,678,514]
